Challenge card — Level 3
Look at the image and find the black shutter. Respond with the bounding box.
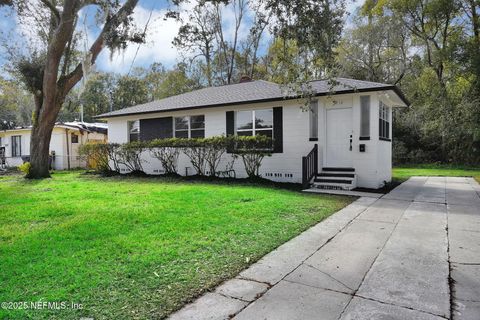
[140,117,173,141]
[273,107,283,153]
[226,111,234,136]
[226,111,235,153]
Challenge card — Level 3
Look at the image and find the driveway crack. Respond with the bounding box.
[303,263,354,292]
[445,180,454,320]
[355,294,449,319]
[335,199,412,320]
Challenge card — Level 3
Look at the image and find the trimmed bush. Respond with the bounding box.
[181,138,208,176]
[116,141,147,173]
[232,135,272,178]
[79,143,121,173]
[84,135,272,179]
[204,136,231,176]
[149,138,182,174]
[79,143,109,173]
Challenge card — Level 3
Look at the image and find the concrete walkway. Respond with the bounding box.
[169,177,480,320]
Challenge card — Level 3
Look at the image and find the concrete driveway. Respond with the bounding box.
[169,177,480,320]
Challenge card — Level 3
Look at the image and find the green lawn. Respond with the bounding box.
[393,164,480,183]
[0,172,351,319]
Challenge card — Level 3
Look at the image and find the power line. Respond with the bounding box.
[127,4,155,76]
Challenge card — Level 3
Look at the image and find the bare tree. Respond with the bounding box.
[173,3,216,86]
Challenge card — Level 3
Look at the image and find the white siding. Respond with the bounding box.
[106,92,397,188]
[376,96,393,185]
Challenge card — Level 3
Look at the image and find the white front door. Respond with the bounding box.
[326,107,353,167]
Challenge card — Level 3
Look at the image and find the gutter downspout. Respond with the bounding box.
[65,129,70,170]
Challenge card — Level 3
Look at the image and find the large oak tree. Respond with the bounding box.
[1,0,143,178]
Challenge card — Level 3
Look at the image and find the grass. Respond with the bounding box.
[0,171,352,320]
[393,163,480,183]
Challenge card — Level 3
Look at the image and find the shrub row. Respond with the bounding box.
[79,135,273,178]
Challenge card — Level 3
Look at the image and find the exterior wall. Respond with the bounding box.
[0,127,107,170]
[376,96,393,185]
[106,92,397,188]
[108,100,315,183]
[0,130,31,167]
[317,93,387,189]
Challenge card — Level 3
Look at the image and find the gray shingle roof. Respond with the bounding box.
[96,78,408,118]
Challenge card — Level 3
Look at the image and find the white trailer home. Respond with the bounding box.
[0,122,107,170]
[96,78,409,189]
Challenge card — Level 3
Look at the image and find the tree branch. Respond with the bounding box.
[39,0,60,23]
[59,0,139,96]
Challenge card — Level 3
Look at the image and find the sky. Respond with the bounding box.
[0,0,365,76]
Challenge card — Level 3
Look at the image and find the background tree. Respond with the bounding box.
[337,7,410,84]
[112,74,149,110]
[173,3,216,86]
[0,77,34,129]
[345,0,480,165]
[266,0,346,87]
[80,73,116,122]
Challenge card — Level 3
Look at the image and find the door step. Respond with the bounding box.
[318,172,355,178]
[322,167,355,172]
[312,167,357,191]
[314,178,352,184]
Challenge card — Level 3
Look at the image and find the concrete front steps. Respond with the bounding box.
[312,167,357,191]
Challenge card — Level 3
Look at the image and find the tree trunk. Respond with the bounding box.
[27,95,62,178]
[23,0,139,179]
[27,120,56,178]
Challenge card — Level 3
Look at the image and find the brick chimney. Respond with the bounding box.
[239,75,252,83]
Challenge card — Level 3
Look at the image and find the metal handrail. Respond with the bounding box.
[302,144,318,189]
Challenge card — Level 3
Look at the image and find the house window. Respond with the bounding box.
[174,115,205,138]
[128,120,140,142]
[379,102,390,140]
[11,135,21,157]
[71,134,79,143]
[236,109,273,139]
[360,96,370,139]
[309,100,318,141]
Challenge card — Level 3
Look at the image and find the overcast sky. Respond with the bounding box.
[0,0,365,75]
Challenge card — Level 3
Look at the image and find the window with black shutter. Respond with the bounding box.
[227,107,282,153]
[235,109,273,140]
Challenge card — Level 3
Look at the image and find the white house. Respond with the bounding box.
[96,78,409,189]
[0,122,107,170]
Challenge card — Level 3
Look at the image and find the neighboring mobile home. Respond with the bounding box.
[0,122,107,170]
[96,78,409,189]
